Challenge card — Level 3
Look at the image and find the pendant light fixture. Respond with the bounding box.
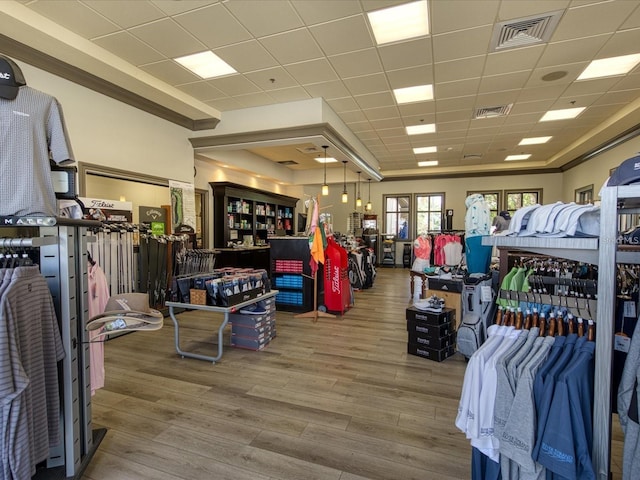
[356,171,362,208]
[366,178,373,211]
[341,161,348,203]
[321,145,329,196]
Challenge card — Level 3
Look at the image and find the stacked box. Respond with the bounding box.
[229,300,277,351]
[406,306,456,362]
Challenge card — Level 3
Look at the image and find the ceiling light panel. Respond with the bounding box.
[577,53,640,80]
[406,123,436,135]
[368,0,429,46]
[174,51,236,79]
[315,157,338,163]
[539,107,585,122]
[505,154,531,161]
[393,84,434,104]
[413,146,437,154]
[418,160,438,167]
[519,136,552,145]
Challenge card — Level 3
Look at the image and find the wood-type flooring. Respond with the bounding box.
[84,266,623,480]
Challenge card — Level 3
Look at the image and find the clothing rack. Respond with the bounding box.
[2,219,104,479]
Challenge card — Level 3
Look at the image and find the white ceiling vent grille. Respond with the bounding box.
[490,10,563,52]
[474,104,513,119]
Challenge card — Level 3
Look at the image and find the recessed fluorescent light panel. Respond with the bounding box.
[314,156,338,164]
[394,85,434,104]
[406,123,436,135]
[519,136,552,145]
[413,146,437,154]
[577,53,640,80]
[175,51,237,79]
[505,154,531,161]
[418,160,438,167]
[368,0,429,45]
[539,107,585,122]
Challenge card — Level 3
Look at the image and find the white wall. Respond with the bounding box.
[17,61,195,183]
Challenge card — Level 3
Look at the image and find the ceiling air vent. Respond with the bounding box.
[463,154,483,160]
[490,10,563,52]
[295,145,324,155]
[474,104,513,119]
[278,160,298,166]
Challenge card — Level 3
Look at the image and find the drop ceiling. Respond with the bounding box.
[3,0,640,181]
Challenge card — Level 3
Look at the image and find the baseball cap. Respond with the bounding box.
[0,55,26,100]
[86,293,163,332]
[608,153,640,186]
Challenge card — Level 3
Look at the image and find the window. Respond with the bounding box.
[415,193,445,234]
[467,190,500,221]
[384,195,410,239]
[575,184,594,205]
[505,189,542,217]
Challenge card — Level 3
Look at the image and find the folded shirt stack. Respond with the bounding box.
[505,202,600,238]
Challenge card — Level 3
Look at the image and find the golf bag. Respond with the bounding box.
[457,273,496,359]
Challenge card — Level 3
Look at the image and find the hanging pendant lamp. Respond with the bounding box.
[321,145,329,196]
[366,178,372,211]
[341,161,348,203]
[356,171,362,208]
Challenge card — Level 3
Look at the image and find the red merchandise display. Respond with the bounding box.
[324,237,351,314]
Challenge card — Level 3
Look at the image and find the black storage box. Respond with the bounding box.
[407,318,455,339]
[408,330,456,349]
[406,306,455,326]
[426,277,464,293]
[408,343,456,362]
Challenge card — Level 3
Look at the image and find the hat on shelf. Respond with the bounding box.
[0,55,26,100]
[86,293,163,334]
[499,210,511,220]
[608,153,640,186]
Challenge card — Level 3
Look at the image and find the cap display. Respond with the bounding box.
[86,293,163,334]
[0,55,26,100]
[608,153,640,186]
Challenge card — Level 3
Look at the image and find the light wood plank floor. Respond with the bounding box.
[84,267,623,480]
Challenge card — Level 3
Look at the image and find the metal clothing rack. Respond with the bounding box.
[485,184,640,480]
[1,218,104,479]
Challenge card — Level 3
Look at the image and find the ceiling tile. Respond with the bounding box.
[436,78,481,99]
[398,101,436,117]
[356,131,381,140]
[431,0,500,34]
[84,0,165,29]
[484,45,545,76]
[292,0,362,25]
[504,111,548,125]
[497,0,570,21]
[561,77,621,98]
[434,56,485,84]
[328,49,383,78]
[129,18,204,58]
[538,35,610,69]
[385,65,434,90]
[437,109,472,123]
[402,113,436,125]
[93,31,165,65]
[525,62,586,87]
[150,0,217,16]
[621,4,640,29]
[175,81,225,101]
[214,40,278,73]
[368,118,404,129]
[285,58,339,85]
[432,26,493,63]
[207,75,261,96]
[478,71,531,94]
[244,67,297,90]
[378,38,432,71]
[437,120,470,132]
[343,73,390,96]
[235,92,277,108]
[377,127,407,138]
[28,0,119,38]
[436,95,476,113]
[259,29,324,64]
[224,0,304,37]
[346,120,375,133]
[340,110,369,123]
[354,92,395,109]
[309,15,373,56]
[509,98,555,115]
[516,83,569,102]
[268,87,311,103]
[326,97,360,112]
[551,1,638,42]
[206,96,243,111]
[611,72,640,92]
[304,81,351,99]
[363,105,401,121]
[173,3,251,49]
[598,28,640,58]
[140,60,201,85]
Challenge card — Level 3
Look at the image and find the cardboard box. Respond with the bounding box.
[408,343,456,362]
[408,331,456,349]
[405,307,455,326]
[407,318,455,339]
